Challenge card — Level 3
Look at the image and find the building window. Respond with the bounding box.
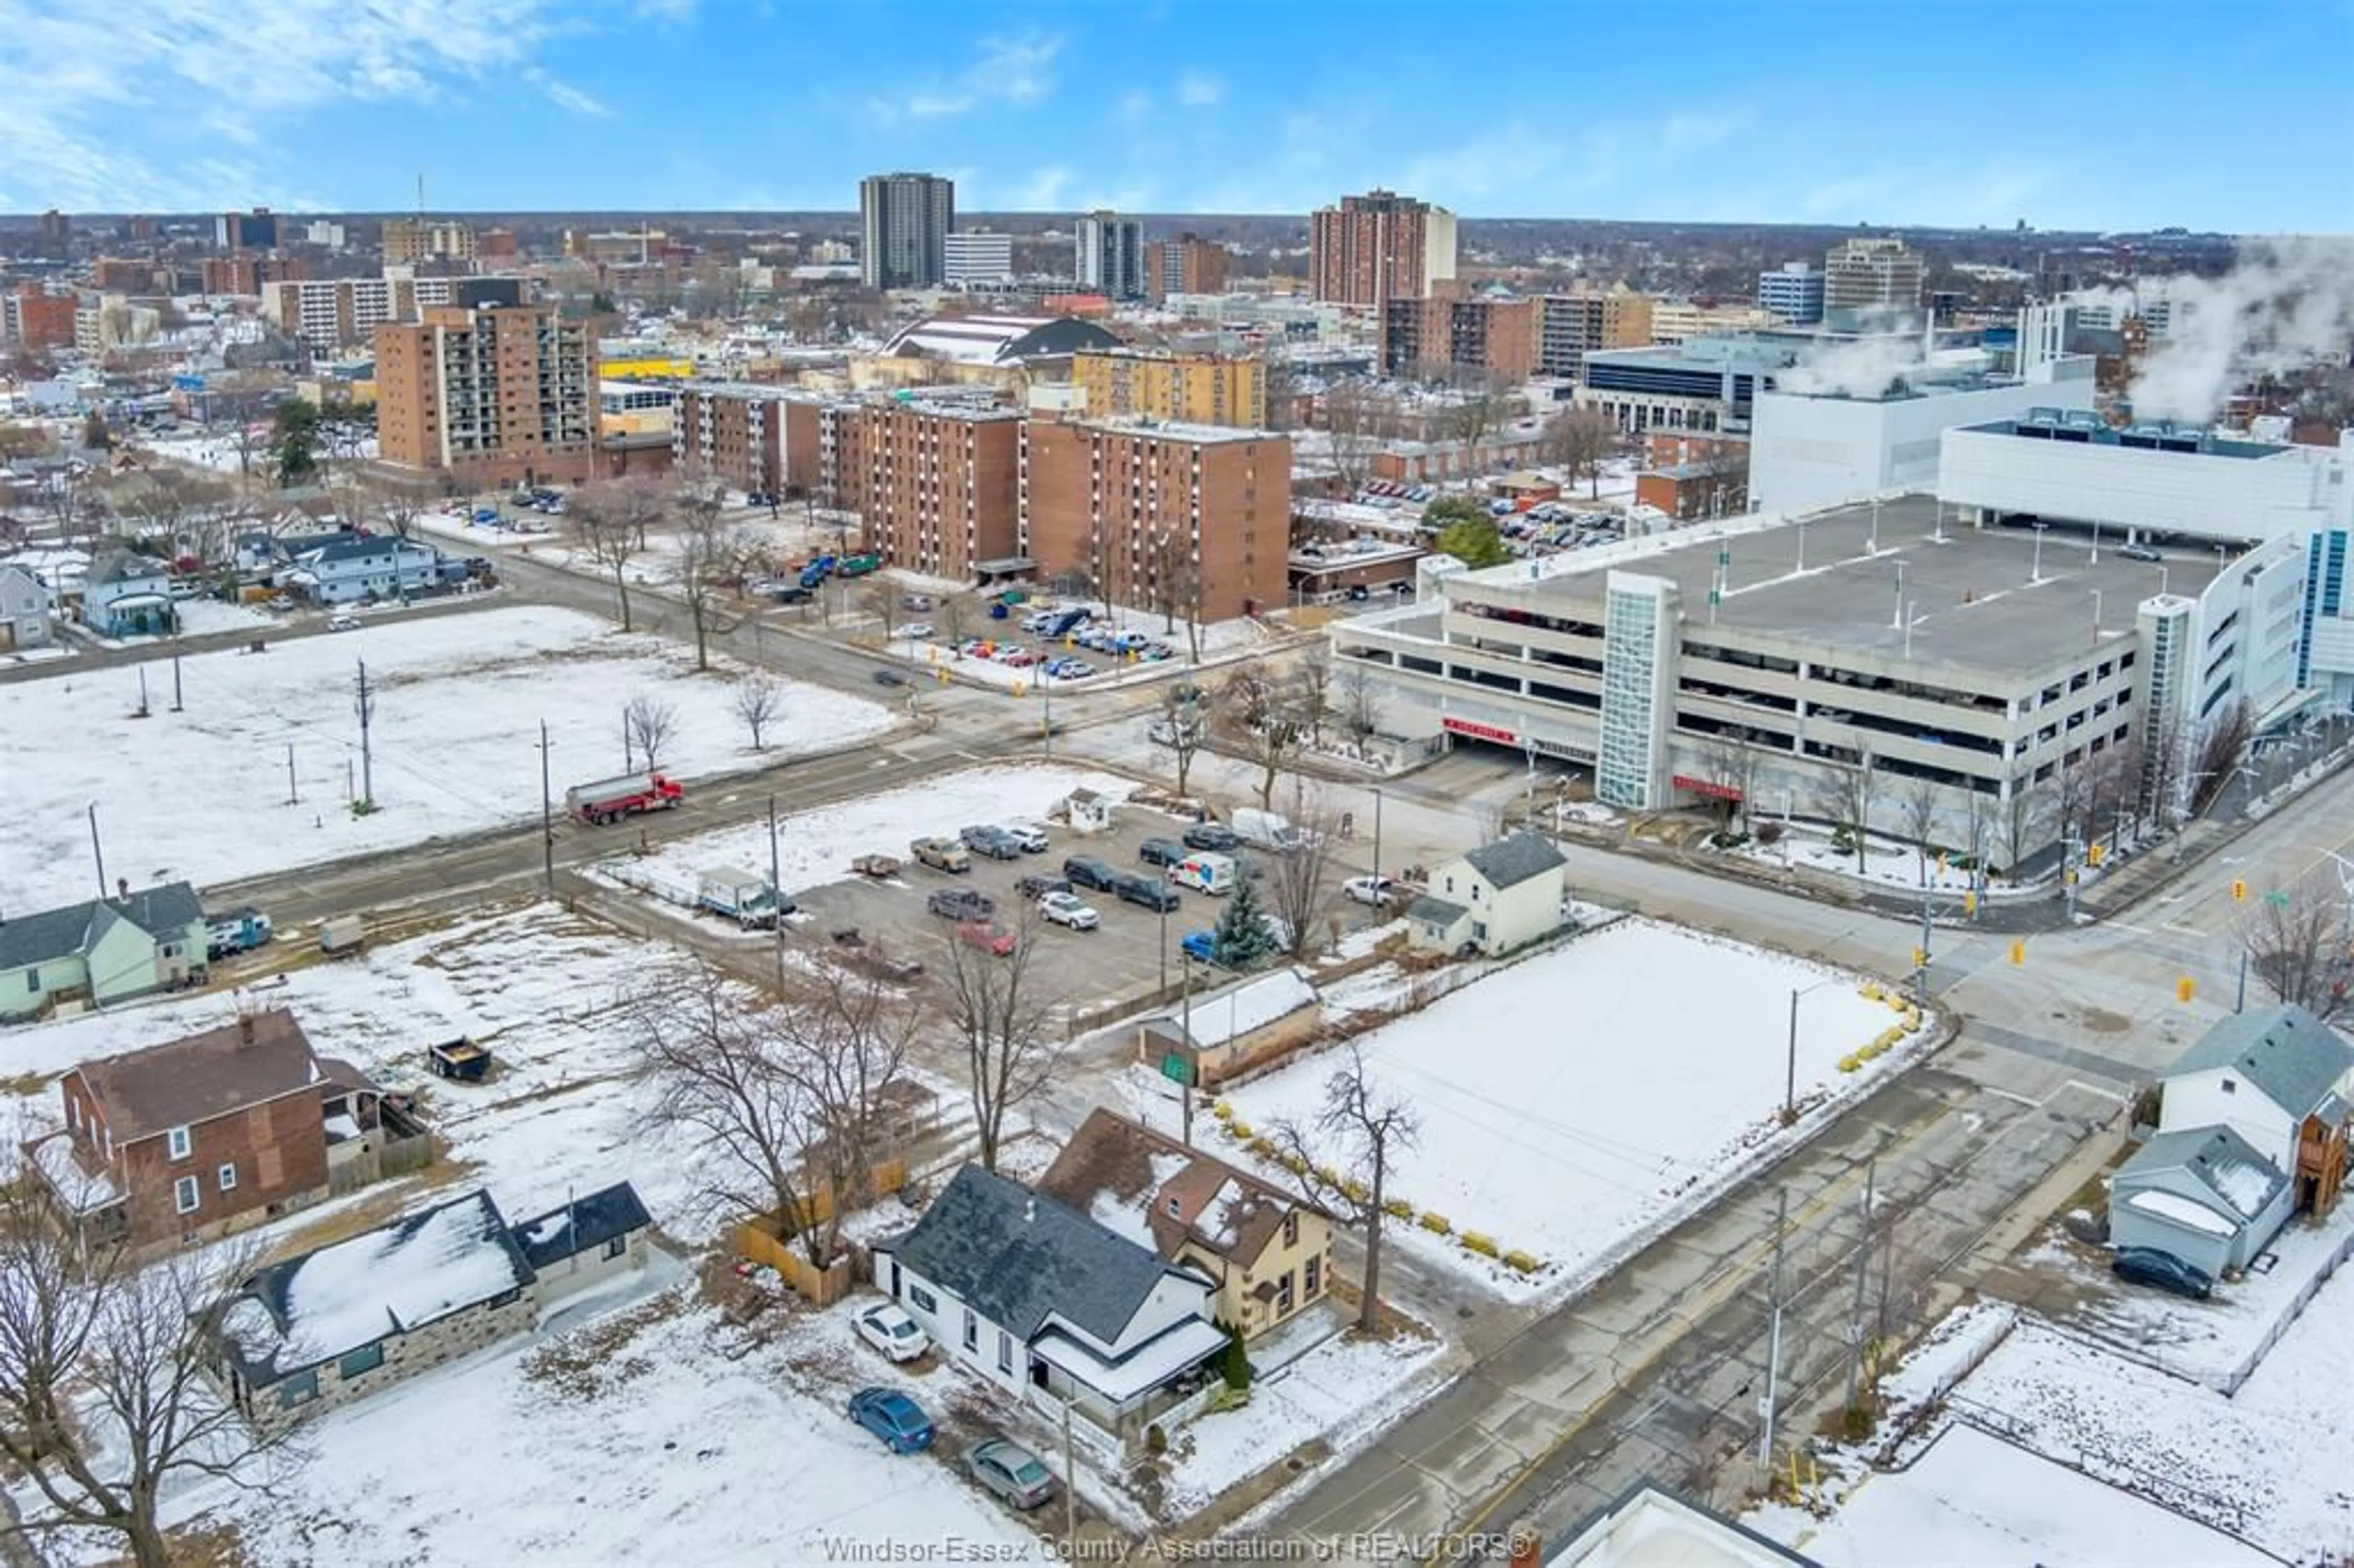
[603,1234,628,1261]
[998,1328,1015,1374]
[1275,1271,1294,1315]
[338,1342,384,1380]
[2222,1078,2236,1095]
[489,1287,522,1309]
[173,1176,199,1214]
[909,1285,938,1314]
[25,969,37,992]
[1284,1211,1300,1248]
[1305,1255,1322,1298]
[276,1369,318,1409]
[167,1125,192,1160]
[218,1163,237,1193]
[963,1307,979,1351]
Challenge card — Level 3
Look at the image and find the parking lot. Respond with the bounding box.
[790,802,1383,1029]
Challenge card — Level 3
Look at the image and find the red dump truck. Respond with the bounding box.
[566,771,684,825]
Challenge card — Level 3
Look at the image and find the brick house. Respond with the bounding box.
[25,1010,417,1252]
[1037,1108,1336,1341]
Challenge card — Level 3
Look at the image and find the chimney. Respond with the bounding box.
[115,877,129,901]
[1024,1196,1037,1224]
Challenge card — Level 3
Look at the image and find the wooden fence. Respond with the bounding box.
[734,1154,908,1306]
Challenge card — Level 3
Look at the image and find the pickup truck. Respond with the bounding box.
[206,908,274,961]
[911,836,972,873]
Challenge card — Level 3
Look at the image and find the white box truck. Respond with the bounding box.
[1230,808,1303,851]
[1167,852,1238,895]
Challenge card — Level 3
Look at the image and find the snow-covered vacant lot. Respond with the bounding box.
[0,605,894,909]
[1219,919,1903,1294]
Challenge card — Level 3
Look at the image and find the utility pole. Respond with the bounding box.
[286,744,299,805]
[171,652,183,712]
[1783,988,1800,1124]
[135,666,150,717]
[1758,1186,1789,1471]
[1060,1394,1078,1548]
[86,803,107,900]
[1372,786,1384,881]
[768,793,786,993]
[354,657,376,810]
[1180,956,1196,1148]
[538,721,555,896]
[1843,1157,1878,1418]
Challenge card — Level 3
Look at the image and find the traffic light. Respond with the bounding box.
[1963,889,1978,915]
[1912,946,1928,969]
[2232,880,2248,903]
[2177,975,2197,1002]
[2009,939,2025,965]
[2087,843,2105,867]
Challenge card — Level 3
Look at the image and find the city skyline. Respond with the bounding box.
[0,0,2345,232]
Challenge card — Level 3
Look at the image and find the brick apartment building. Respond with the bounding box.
[375,291,598,487]
[1144,235,1232,302]
[1381,287,1539,381]
[1020,419,1289,620]
[857,402,1023,578]
[672,382,829,497]
[1073,348,1268,428]
[1538,286,1656,378]
[201,253,308,297]
[383,219,477,265]
[1309,189,1457,308]
[4,286,80,352]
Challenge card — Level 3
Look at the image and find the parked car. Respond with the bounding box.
[966,1437,1057,1511]
[999,821,1050,853]
[1183,823,1240,853]
[960,824,1024,861]
[1116,874,1181,912]
[1063,856,1121,892]
[928,888,995,922]
[1016,872,1072,900]
[901,594,934,612]
[847,1387,935,1454]
[2112,1246,2214,1300]
[1137,837,1186,867]
[901,622,934,640]
[957,920,1018,957]
[325,613,359,632]
[911,837,972,873]
[853,1302,929,1363]
[1179,929,1219,965]
[1344,875,1403,907]
[1039,892,1100,931]
[872,669,908,688]
[2119,544,2163,563]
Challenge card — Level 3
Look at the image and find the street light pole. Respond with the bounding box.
[86,803,108,900]
[1372,786,1384,881]
[1784,988,1800,1124]
[538,721,554,896]
[1180,956,1196,1148]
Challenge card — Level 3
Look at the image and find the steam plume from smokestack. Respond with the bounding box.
[2114,236,2354,425]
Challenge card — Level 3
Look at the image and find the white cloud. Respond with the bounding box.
[872,32,1062,122]
[1176,72,1222,107]
[1015,167,1072,210]
[1119,91,1154,124]
[523,66,615,119]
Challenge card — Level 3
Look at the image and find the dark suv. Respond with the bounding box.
[1115,873,1181,912]
[927,888,996,922]
[1016,872,1072,900]
[1063,856,1121,892]
[1137,837,1187,867]
[1182,822,1240,853]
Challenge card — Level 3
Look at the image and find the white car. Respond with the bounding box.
[853,1301,929,1363]
[1038,892,1100,931]
[1343,875,1401,907]
[325,613,360,632]
[901,622,934,640]
[1000,820,1049,853]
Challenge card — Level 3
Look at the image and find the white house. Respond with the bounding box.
[2108,1124,2293,1281]
[0,561,54,651]
[283,535,440,605]
[2156,1005,2354,1192]
[1407,833,1569,957]
[872,1163,1226,1442]
[80,548,174,637]
[508,1182,656,1312]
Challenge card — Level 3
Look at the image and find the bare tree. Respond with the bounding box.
[1996,780,2052,880]
[1173,555,1208,663]
[2085,736,2140,854]
[1262,782,1346,961]
[675,503,747,671]
[937,904,1065,1172]
[1319,379,1392,497]
[772,962,923,1261]
[1222,664,1305,811]
[1439,370,1516,460]
[365,476,427,541]
[937,592,977,650]
[2239,883,2353,1022]
[623,693,680,772]
[1267,1047,1420,1336]
[1897,774,1942,885]
[1142,530,1183,634]
[1544,408,1617,500]
[733,675,783,750]
[1294,647,1336,751]
[1811,752,1879,874]
[571,492,646,633]
[2190,700,2254,817]
[0,1179,297,1567]
[1336,661,1384,753]
[1160,680,1211,798]
[1699,736,1764,834]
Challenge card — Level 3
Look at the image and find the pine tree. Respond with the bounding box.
[1211,874,1277,970]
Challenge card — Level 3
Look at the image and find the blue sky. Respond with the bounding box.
[2,0,2347,230]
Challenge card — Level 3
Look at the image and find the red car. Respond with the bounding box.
[956,920,1016,957]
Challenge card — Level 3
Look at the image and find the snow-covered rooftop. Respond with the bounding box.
[1163,967,1317,1049]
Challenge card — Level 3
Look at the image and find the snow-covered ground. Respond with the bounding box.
[1726,824,2019,897]
[1211,919,1908,1296]
[0,604,893,908]
[601,763,1137,900]
[167,598,275,637]
[1785,1421,2273,1568]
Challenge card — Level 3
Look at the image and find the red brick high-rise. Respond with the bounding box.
[1144,235,1232,303]
[1309,189,1457,308]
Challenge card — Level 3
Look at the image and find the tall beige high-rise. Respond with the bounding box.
[375,299,598,486]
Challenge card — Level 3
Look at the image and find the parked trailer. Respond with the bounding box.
[205,907,274,961]
[566,771,684,826]
[850,853,902,879]
[696,867,792,929]
[319,916,366,957]
[427,1037,492,1082]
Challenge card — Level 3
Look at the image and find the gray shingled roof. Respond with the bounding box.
[879,1163,1181,1345]
[1461,833,1567,891]
[86,547,164,587]
[2115,1124,2285,1220]
[0,882,205,972]
[1407,895,1468,927]
[2166,1005,2353,1117]
[509,1182,653,1271]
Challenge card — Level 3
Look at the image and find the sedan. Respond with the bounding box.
[1016,872,1072,900]
[872,669,908,688]
[847,1387,935,1454]
[1039,892,1100,931]
[966,1437,1057,1511]
[1344,875,1402,907]
[957,920,1018,957]
[853,1302,929,1363]
[901,622,935,640]
[2112,1246,2214,1300]
[1183,823,1240,853]
[1138,837,1187,867]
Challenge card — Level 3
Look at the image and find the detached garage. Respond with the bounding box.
[2109,1125,2293,1279]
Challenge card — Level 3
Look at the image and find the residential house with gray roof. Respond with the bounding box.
[0,560,55,651]
[281,533,441,605]
[0,881,209,1022]
[2156,1003,2354,1216]
[2109,1124,2295,1280]
[79,547,173,636]
[1408,832,1569,957]
[872,1162,1225,1440]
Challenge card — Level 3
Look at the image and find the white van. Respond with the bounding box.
[1230,808,1301,851]
[1167,853,1237,895]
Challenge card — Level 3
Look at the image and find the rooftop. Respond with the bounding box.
[2166,1005,2354,1116]
[1964,409,2289,460]
[1501,493,2224,681]
[75,1009,357,1142]
[1072,416,1279,444]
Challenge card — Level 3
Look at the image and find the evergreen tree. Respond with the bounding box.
[1210,874,1278,970]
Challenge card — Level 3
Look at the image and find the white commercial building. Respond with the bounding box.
[1747,355,2097,514]
[942,232,1013,289]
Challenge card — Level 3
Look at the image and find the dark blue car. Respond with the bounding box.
[1180,930,1219,965]
[848,1386,935,1453]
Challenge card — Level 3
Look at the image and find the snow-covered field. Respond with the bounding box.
[1727,826,2016,897]
[604,763,1137,899]
[0,604,893,908]
[1216,920,1906,1295]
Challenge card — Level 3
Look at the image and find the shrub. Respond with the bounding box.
[1382,1197,1415,1220]
[1460,1231,1501,1258]
[1145,1423,1167,1456]
[1211,1100,1234,1122]
[1218,1322,1251,1390]
[1418,1211,1453,1235]
[1755,821,1785,846]
[1228,1120,1254,1141]
[1503,1250,1542,1274]
[1838,1052,1862,1073]
[1831,824,1857,854]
